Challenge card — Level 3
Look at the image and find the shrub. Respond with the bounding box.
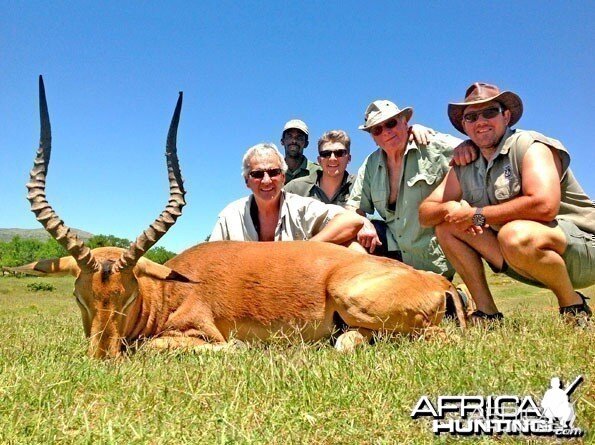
[26,282,56,292]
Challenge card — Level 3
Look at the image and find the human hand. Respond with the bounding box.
[357,219,382,254]
[450,140,479,166]
[444,200,474,224]
[444,200,488,235]
[409,124,436,145]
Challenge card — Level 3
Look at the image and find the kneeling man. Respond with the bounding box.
[419,83,594,323]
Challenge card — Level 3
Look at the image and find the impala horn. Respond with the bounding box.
[112,91,186,272]
[27,76,100,272]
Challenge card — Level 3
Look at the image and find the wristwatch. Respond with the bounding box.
[472,207,486,227]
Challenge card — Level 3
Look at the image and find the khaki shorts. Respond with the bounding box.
[490,219,595,289]
[558,219,595,289]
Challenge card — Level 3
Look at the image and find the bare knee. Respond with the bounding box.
[498,221,536,259]
[435,222,456,243]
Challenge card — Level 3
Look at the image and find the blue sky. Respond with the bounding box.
[1,2,593,253]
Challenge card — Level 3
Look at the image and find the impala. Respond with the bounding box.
[12,77,466,359]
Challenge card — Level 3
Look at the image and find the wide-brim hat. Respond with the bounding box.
[359,99,413,131]
[448,82,523,135]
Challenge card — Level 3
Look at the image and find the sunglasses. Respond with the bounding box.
[319,149,348,158]
[370,118,399,136]
[463,106,503,123]
[248,168,283,179]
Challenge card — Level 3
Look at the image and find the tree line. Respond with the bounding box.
[0,234,176,267]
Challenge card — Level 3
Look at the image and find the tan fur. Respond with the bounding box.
[19,79,468,359]
[16,241,465,358]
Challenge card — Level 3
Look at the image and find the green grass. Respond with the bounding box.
[0,273,593,444]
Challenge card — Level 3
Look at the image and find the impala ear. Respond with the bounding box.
[135,257,192,283]
[4,257,80,277]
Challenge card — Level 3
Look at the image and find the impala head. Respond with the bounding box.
[17,76,189,358]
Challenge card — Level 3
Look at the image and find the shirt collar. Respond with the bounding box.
[287,155,309,174]
[376,140,418,168]
[497,128,515,155]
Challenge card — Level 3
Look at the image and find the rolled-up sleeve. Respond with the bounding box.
[347,157,374,214]
[209,217,228,241]
[301,200,345,236]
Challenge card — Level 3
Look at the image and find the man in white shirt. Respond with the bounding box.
[210,143,365,244]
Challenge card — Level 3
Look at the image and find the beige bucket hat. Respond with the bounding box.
[448,82,523,135]
[359,100,413,131]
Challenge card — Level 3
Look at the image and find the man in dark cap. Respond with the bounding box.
[420,83,595,325]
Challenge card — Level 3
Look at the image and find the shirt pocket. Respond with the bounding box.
[493,173,521,202]
[371,188,388,209]
[462,187,485,206]
[407,173,438,187]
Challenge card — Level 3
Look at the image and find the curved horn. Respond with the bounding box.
[27,76,99,272]
[113,92,186,272]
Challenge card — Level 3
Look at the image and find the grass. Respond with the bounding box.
[0,273,593,444]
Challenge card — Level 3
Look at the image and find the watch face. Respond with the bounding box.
[473,213,486,227]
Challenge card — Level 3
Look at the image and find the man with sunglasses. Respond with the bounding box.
[210,143,365,243]
[284,130,355,207]
[419,83,594,324]
[347,99,468,279]
[280,119,322,184]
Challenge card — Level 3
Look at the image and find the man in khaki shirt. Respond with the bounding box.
[420,83,594,324]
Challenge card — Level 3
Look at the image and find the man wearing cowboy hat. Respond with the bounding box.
[420,82,595,324]
[347,99,474,278]
[280,119,322,184]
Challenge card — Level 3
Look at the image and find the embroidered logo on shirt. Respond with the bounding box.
[504,165,512,179]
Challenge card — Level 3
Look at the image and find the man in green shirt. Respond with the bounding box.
[348,99,470,278]
[281,119,322,184]
[284,130,355,207]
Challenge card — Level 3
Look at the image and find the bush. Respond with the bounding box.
[144,246,176,264]
[26,282,56,292]
[0,234,177,267]
[0,237,67,267]
[87,234,132,249]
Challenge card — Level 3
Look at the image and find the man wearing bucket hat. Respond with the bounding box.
[280,119,322,184]
[420,82,595,324]
[347,99,471,278]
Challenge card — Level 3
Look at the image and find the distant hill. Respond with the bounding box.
[0,228,94,243]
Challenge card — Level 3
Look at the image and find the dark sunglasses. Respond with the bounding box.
[463,106,503,123]
[248,168,283,179]
[370,118,399,136]
[319,149,348,158]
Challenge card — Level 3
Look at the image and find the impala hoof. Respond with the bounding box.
[335,330,366,353]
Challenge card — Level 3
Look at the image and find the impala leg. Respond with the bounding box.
[415,326,448,341]
[329,266,448,334]
[164,300,228,344]
[147,335,245,353]
[147,336,209,350]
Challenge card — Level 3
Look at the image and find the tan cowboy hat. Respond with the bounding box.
[448,83,523,135]
[359,99,413,131]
